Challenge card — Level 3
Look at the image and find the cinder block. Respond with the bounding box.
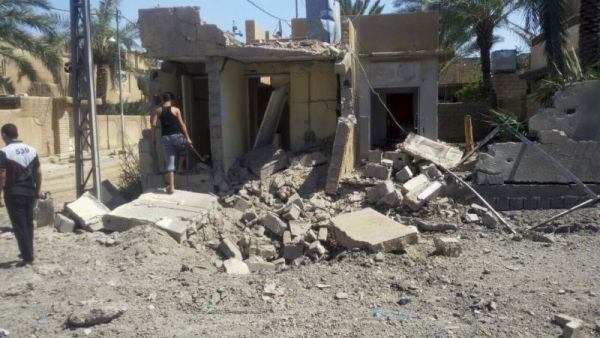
[366,181,395,204]
[365,163,391,180]
[368,149,382,163]
[395,166,414,183]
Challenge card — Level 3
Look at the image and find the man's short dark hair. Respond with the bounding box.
[1,124,18,139]
[162,92,175,102]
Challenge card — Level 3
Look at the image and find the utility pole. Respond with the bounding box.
[295,0,299,18]
[70,0,102,199]
[116,9,126,152]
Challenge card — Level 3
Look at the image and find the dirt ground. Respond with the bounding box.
[0,202,599,338]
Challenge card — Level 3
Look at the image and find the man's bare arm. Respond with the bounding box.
[35,167,42,199]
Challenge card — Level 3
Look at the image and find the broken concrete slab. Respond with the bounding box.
[103,191,217,235]
[245,256,276,272]
[433,237,462,257]
[231,196,253,212]
[100,180,127,210]
[218,238,243,260]
[223,258,250,274]
[261,213,287,237]
[254,87,289,149]
[401,174,430,194]
[66,192,111,232]
[538,129,569,144]
[366,181,395,204]
[365,163,391,180]
[297,151,328,167]
[243,145,289,180]
[553,313,585,338]
[282,204,301,221]
[54,214,75,233]
[383,151,407,170]
[400,133,463,169]
[248,241,278,260]
[155,218,188,243]
[325,115,357,195]
[331,208,418,252]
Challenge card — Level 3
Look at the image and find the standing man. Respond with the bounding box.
[0,124,42,265]
[150,92,192,194]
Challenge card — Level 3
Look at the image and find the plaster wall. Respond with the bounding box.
[357,59,439,157]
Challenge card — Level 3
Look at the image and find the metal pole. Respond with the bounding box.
[69,0,83,197]
[116,9,126,151]
[82,0,102,199]
[295,0,299,18]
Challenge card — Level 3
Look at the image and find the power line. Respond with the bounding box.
[245,0,292,27]
[49,6,137,25]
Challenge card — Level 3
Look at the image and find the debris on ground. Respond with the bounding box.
[66,306,126,327]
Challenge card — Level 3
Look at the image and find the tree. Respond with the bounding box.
[0,0,63,84]
[579,0,600,70]
[92,0,138,107]
[519,0,567,73]
[340,0,385,15]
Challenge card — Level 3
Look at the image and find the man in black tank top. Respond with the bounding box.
[150,92,192,194]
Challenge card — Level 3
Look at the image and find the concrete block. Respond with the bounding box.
[283,231,292,245]
[395,166,414,183]
[376,190,403,208]
[232,196,253,212]
[401,133,463,169]
[245,256,276,272]
[421,164,443,180]
[366,181,395,203]
[318,227,328,241]
[365,163,391,180]
[261,213,287,236]
[401,174,430,194]
[404,181,443,211]
[331,208,418,252]
[248,242,278,260]
[35,194,54,227]
[538,129,568,144]
[282,204,301,221]
[218,238,243,260]
[54,213,76,233]
[305,229,318,242]
[381,159,394,169]
[464,213,480,223]
[223,258,250,274]
[563,319,584,338]
[368,149,382,163]
[242,211,258,223]
[383,151,406,170]
[283,244,304,260]
[554,314,579,327]
[289,220,311,237]
[66,192,110,232]
[155,218,188,243]
[434,237,462,257]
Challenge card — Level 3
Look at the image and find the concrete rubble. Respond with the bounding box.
[66,192,111,232]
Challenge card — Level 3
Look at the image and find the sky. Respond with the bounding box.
[48,0,529,53]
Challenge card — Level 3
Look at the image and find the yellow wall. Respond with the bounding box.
[245,61,338,151]
[220,60,248,171]
[96,114,151,151]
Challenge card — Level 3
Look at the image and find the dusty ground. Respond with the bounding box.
[0,202,599,337]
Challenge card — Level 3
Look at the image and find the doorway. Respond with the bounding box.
[370,88,418,147]
[181,75,211,168]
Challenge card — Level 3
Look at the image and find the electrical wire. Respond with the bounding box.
[49,6,137,25]
[245,0,292,27]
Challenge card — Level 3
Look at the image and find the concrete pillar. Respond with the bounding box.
[207,56,226,174]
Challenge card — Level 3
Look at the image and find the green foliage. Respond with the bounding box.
[486,108,528,142]
[117,146,142,202]
[536,48,600,106]
[455,81,487,102]
[0,0,63,83]
[340,0,385,15]
[102,100,152,116]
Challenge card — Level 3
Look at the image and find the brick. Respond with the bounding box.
[404,181,443,211]
[318,227,328,242]
[395,166,414,183]
[261,213,287,236]
[401,174,430,194]
[366,181,395,203]
[368,150,382,163]
[376,190,403,208]
[282,204,301,221]
[218,238,243,260]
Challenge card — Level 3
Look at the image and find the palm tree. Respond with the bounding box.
[579,0,600,70]
[340,0,385,15]
[0,0,63,85]
[92,0,138,108]
[519,0,567,73]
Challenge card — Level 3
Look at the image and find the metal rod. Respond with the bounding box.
[438,166,517,234]
[82,0,102,199]
[455,126,500,168]
[527,196,600,231]
[116,9,126,152]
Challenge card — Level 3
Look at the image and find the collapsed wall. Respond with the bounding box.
[473,80,600,211]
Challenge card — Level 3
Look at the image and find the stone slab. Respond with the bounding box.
[54,214,76,233]
[400,133,463,169]
[331,208,418,252]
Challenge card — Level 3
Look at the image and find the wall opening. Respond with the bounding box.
[370,88,418,148]
[182,75,211,168]
[247,74,291,150]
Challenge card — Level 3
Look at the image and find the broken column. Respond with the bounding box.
[325,115,357,195]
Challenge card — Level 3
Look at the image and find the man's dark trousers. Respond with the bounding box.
[5,194,35,262]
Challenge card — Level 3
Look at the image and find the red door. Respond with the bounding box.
[385,93,414,141]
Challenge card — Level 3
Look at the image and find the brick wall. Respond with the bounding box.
[438,102,492,143]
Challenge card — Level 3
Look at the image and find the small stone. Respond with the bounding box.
[374,252,385,262]
[316,284,331,289]
[318,227,328,242]
[481,211,498,229]
[397,297,411,305]
[464,213,480,223]
[223,259,250,275]
[66,306,126,327]
[487,301,497,311]
[433,237,462,257]
[563,319,584,338]
[335,292,349,300]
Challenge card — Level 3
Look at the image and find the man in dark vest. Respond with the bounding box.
[0,123,42,265]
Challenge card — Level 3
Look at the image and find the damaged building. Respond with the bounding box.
[137,4,443,184]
